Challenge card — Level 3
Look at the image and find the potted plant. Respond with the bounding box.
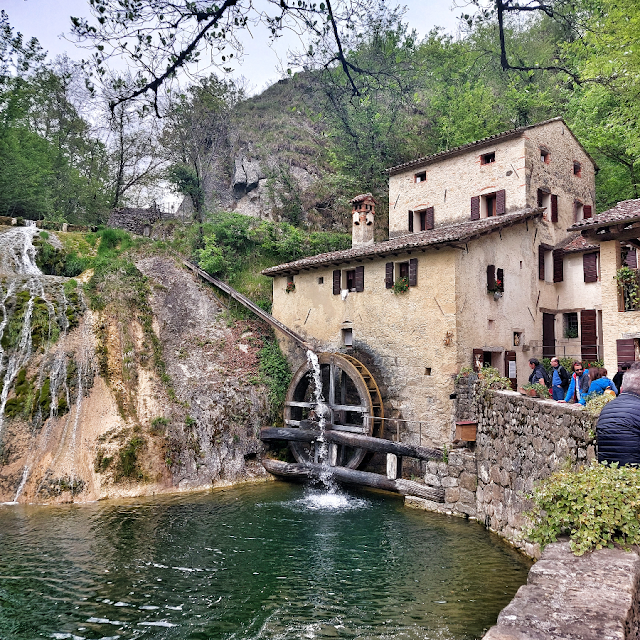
[393,277,409,294]
[519,383,538,397]
[532,383,551,399]
[285,281,296,293]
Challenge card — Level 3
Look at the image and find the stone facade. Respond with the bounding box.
[388,118,595,241]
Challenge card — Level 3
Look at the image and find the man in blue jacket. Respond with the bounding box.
[596,368,640,465]
[559,362,590,405]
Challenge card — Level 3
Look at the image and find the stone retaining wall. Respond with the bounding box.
[484,541,640,640]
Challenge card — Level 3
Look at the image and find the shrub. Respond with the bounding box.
[116,436,145,479]
[584,392,615,416]
[259,340,291,422]
[526,462,640,555]
[476,365,512,390]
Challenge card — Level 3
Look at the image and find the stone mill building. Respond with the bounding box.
[263,118,603,448]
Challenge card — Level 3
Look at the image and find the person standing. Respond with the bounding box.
[559,362,590,404]
[587,367,618,397]
[596,368,640,464]
[550,357,570,401]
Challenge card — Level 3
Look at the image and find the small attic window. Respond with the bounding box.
[415,171,426,183]
[540,149,550,163]
[573,161,582,176]
[481,152,496,165]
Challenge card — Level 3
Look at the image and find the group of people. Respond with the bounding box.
[528,357,618,404]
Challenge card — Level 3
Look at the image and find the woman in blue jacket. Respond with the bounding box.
[587,367,617,399]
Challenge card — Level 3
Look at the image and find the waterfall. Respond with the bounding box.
[0,227,41,276]
[306,350,336,491]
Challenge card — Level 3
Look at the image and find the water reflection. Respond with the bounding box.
[0,483,530,639]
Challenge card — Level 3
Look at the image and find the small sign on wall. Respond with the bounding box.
[509,360,517,379]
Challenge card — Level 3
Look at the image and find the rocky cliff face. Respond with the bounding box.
[0,227,271,504]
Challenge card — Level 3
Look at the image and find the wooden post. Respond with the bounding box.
[328,443,338,466]
[386,453,398,480]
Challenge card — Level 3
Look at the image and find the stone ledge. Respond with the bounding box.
[484,541,640,640]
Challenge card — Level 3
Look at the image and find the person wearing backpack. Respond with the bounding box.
[528,358,548,387]
[550,357,570,401]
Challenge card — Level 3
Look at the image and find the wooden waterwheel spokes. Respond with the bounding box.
[283,353,384,469]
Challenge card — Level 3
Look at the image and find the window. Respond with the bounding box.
[481,151,496,165]
[487,265,504,293]
[485,193,497,217]
[398,262,409,280]
[574,200,590,222]
[415,171,426,183]
[540,149,550,163]
[385,259,418,289]
[333,267,364,294]
[538,244,554,282]
[318,277,324,285]
[573,161,582,176]
[417,207,434,231]
[342,328,353,347]
[564,312,579,339]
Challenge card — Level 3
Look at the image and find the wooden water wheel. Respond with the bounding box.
[284,352,384,469]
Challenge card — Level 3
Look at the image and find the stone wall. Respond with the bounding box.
[484,541,640,640]
[108,207,178,236]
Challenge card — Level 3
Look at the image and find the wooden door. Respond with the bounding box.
[581,310,598,363]
[543,313,555,357]
[504,351,517,390]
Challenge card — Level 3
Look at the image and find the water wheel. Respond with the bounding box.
[284,352,384,469]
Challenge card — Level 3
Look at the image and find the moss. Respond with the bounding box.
[4,368,34,419]
[115,436,145,480]
[94,449,113,473]
[38,378,51,416]
[57,396,68,415]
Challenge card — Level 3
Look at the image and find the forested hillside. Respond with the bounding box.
[1,1,638,230]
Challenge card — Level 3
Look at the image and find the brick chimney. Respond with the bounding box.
[350,193,376,248]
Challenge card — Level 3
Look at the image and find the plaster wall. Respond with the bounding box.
[271,250,459,447]
[455,221,543,387]
[600,239,640,373]
[388,137,527,237]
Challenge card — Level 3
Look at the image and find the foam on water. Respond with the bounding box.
[282,488,370,512]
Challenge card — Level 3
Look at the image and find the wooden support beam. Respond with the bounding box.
[260,427,444,461]
[261,459,445,502]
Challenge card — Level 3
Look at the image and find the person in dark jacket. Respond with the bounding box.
[528,358,547,386]
[550,357,570,401]
[613,364,630,395]
[596,368,640,465]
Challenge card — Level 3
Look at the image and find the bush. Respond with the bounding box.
[527,462,640,555]
[259,340,292,422]
[584,392,615,416]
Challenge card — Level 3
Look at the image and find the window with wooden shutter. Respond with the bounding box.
[385,262,394,289]
[617,338,636,368]
[553,249,564,283]
[538,245,545,280]
[496,189,506,215]
[583,253,598,283]
[346,269,356,291]
[471,196,480,220]
[487,264,496,290]
[332,269,341,295]
[583,204,592,219]
[426,206,434,230]
[409,258,418,287]
[408,210,414,232]
[551,194,558,223]
[355,266,364,292]
[496,268,504,291]
[625,248,638,269]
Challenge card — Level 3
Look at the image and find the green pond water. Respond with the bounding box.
[0,482,531,640]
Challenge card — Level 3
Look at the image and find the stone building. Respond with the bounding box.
[569,199,640,374]
[263,118,602,447]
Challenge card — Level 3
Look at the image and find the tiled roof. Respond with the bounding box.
[554,233,599,253]
[569,199,640,230]
[350,193,376,203]
[387,117,598,175]
[262,208,543,275]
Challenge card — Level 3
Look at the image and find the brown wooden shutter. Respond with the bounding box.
[583,204,592,219]
[496,189,506,215]
[538,245,545,280]
[471,196,480,220]
[625,248,638,269]
[583,253,598,283]
[425,206,434,230]
[472,349,484,372]
[408,210,414,232]
[581,310,598,363]
[408,258,418,286]
[617,338,636,368]
[553,249,564,283]
[487,264,496,290]
[504,350,517,390]
[543,313,556,357]
[332,269,341,295]
[551,194,558,223]
[385,262,394,289]
[537,188,543,207]
[355,265,364,292]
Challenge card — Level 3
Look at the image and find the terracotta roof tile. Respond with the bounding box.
[262,208,543,275]
[387,117,597,175]
[554,233,599,253]
[569,199,640,230]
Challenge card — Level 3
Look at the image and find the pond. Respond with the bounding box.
[0,482,531,639]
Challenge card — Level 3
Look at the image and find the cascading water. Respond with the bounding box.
[0,226,91,503]
[305,350,338,494]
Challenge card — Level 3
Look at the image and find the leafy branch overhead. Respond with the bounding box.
[71,0,373,112]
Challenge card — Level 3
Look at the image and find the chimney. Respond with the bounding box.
[350,193,376,248]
